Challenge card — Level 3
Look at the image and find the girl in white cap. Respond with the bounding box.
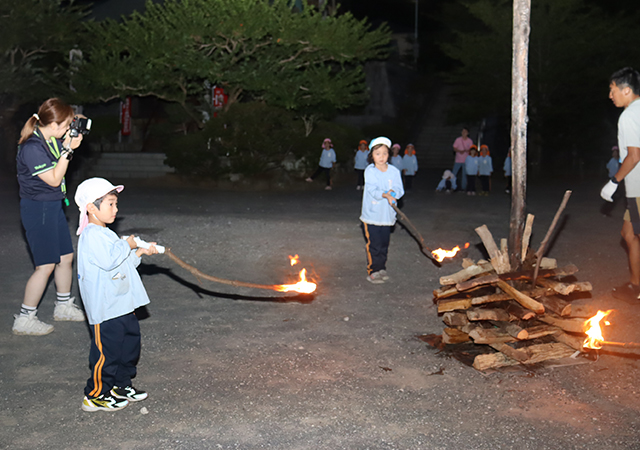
[360,136,404,284]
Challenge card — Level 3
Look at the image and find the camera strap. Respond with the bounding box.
[33,129,69,206]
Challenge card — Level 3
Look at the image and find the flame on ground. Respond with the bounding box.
[583,310,612,349]
[275,268,317,294]
[289,254,299,266]
[431,243,470,262]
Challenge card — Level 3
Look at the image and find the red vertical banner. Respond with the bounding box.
[120,97,132,136]
[212,86,226,109]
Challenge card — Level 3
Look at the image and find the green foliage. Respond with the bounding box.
[438,0,640,163]
[164,101,362,178]
[0,0,89,104]
[74,0,390,123]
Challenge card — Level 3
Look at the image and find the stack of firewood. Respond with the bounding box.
[434,223,595,371]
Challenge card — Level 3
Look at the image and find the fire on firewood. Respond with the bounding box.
[431,243,470,262]
[583,310,612,350]
[275,268,317,294]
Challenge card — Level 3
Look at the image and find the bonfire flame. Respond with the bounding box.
[276,268,317,294]
[583,310,612,349]
[431,243,470,262]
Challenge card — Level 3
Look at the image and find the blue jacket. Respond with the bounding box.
[360,164,404,226]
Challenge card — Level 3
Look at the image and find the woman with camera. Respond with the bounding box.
[13,98,86,335]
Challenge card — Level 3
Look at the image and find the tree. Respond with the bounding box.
[438,0,640,173]
[0,0,89,167]
[73,0,390,132]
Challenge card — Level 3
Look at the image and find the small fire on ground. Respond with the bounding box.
[432,243,470,262]
[275,255,316,294]
[583,310,612,349]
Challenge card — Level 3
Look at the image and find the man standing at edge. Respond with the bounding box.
[601,67,640,301]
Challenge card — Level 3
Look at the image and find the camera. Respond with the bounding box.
[68,116,92,138]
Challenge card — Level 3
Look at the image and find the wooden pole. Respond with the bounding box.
[508,0,531,270]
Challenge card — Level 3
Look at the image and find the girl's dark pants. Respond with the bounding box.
[85,312,141,398]
[466,175,476,193]
[362,222,391,275]
[310,166,331,186]
[479,175,490,192]
[355,169,365,187]
[404,175,413,190]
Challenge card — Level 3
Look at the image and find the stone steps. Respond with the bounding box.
[86,153,175,179]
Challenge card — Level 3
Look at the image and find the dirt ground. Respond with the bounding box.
[1,169,639,450]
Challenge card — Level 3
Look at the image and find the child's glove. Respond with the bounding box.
[387,190,397,205]
[123,236,165,253]
[600,180,618,202]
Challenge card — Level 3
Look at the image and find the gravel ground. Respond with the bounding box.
[1,169,639,450]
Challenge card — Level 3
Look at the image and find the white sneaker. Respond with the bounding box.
[324,186,332,190]
[366,271,385,284]
[12,311,54,335]
[54,297,86,322]
[378,270,390,281]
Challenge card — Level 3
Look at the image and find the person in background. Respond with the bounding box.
[436,170,457,193]
[464,145,479,196]
[504,147,512,194]
[13,98,86,335]
[390,143,404,173]
[478,144,493,196]
[402,144,418,191]
[306,138,337,190]
[360,137,404,284]
[452,127,473,191]
[354,140,369,191]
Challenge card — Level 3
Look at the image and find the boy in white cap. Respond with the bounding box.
[74,177,159,412]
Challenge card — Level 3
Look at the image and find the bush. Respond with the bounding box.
[164,102,363,178]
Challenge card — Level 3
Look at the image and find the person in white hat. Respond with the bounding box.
[360,136,404,284]
[74,177,158,412]
[305,137,337,190]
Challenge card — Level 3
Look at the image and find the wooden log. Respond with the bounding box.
[563,304,597,318]
[471,287,550,306]
[537,314,585,333]
[442,312,470,327]
[437,298,473,313]
[466,308,511,322]
[439,261,494,286]
[525,324,564,339]
[500,238,508,254]
[457,274,500,291]
[554,331,586,352]
[433,285,459,300]
[455,264,578,291]
[461,258,475,269]
[536,278,592,296]
[473,342,576,371]
[490,343,529,362]
[442,327,471,344]
[538,257,557,269]
[490,320,529,340]
[496,279,545,314]
[505,302,537,320]
[539,295,571,317]
[475,225,511,274]
[521,214,535,262]
[468,327,515,344]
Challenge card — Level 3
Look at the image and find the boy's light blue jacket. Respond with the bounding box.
[318,148,336,168]
[354,150,369,170]
[478,155,493,176]
[465,155,479,175]
[360,164,404,226]
[78,224,150,325]
[402,154,418,176]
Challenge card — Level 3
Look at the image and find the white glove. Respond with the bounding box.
[600,180,618,202]
[122,236,165,253]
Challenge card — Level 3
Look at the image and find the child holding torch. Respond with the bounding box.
[74,178,159,412]
[360,137,404,284]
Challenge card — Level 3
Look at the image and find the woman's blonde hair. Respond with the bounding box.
[19,98,74,145]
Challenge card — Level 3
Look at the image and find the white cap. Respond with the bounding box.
[74,178,124,235]
[369,136,391,150]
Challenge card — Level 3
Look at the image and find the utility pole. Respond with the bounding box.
[508,0,531,269]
